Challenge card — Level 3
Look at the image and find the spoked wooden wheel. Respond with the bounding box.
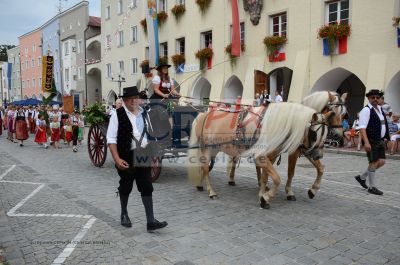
[151,157,162,182]
[88,124,107,167]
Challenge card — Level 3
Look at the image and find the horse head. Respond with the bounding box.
[303,111,334,160]
[325,92,348,139]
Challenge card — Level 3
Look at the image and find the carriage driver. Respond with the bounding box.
[106,86,168,231]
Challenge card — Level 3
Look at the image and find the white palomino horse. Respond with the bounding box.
[188,102,333,208]
[226,91,347,202]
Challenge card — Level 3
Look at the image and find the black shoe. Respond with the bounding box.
[147,219,168,232]
[121,214,132,227]
[368,187,383,195]
[355,175,368,189]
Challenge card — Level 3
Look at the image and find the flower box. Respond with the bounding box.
[317,23,351,55]
[140,60,150,74]
[195,47,213,69]
[225,43,246,58]
[157,11,168,27]
[171,54,186,69]
[158,56,169,66]
[171,4,186,20]
[196,0,212,13]
[263,35,287,62]
[392,17,400,47]
[140,19,147,33]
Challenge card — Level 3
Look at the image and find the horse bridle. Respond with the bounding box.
[300,114,328,156]
[325,93,347,130]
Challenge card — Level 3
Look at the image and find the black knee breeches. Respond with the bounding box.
[117,167,153,197]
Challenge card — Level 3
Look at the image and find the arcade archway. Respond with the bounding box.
[268,67,293,102]
[311,67,366,122]
[107,90,117,106]
[386,71,400,113]
[87,68,102,104]
[223,75,243,104]
[190,76,211,105]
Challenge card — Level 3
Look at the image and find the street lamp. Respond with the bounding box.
[111,74,126,97]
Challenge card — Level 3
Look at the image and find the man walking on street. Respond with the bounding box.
[106,86,167,231]
[355,89,390,195]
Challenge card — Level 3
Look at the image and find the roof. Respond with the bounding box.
[89,16,101,27]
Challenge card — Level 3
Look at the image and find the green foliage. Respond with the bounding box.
[0,44,16,61]
[82,102,108,125]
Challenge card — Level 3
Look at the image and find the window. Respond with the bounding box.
[32,44,36,52]
[37,57,41,67]
[130,0,138,9]
[65,68,70,82]
[106,63,112,78]
[158,0,167,12]
[230,22,245,43]
[32,79,35,88]
[25,48,28,54]
[131,26,138,42]
[118,0,123,14]
[106,35,111,49]
[176,38,185,55]
[39,78,42,87]
[160,42,168,57]
[327,0,349,24]
[22,81,25,89]
[118,60,124,73]
[131,58,138,74]
[118,31,124,47]
[271,13,287,36]
[145,47,149,60]
[105,5,111,19]
[64,42,69,55]
[78,40,83,53]
[31,59,35,68]
[176,0,185,5]
[78,67,83,79]
[201,31,212,49]
[27,80,30,88]
[25,60,28,69]
[55,49,58,60]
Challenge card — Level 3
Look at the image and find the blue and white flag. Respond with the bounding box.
[146,1,159,68]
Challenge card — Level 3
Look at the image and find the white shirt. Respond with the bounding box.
[358,103,386,138]
[275,95,283,103]
[352,119,360,130]
[106,105,148,149]
[152,75,174,88]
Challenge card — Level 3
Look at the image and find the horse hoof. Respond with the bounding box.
[196,186,204,191]
[228,181,236,186]
[209,195,217,200]
[308,190,315,199]
[260,197,270,209]
[287,195,297,201]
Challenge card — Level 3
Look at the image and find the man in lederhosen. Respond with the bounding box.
[106,86,167,231]
[355,89,390,195]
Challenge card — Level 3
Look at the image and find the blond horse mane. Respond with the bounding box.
[246,103,316,158]
[302,91,347,116]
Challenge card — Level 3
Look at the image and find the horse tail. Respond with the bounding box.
[187,114,204,187]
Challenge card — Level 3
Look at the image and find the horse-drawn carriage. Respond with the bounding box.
[87,100,213,182]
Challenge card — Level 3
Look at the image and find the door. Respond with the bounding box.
[254,70,268,97]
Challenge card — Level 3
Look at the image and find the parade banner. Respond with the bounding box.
[41,56,54,93]
[62,95,74,114]
[145,0,159,68]
[231,0,241,57]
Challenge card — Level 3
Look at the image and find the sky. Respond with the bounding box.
[0,0,101,45]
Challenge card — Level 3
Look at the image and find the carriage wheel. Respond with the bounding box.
[88,124,107,167]
[151,158,162,182]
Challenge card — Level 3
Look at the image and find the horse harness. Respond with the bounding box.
[299,114,328,157]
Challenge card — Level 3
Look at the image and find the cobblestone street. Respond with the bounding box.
[1,135,400,265]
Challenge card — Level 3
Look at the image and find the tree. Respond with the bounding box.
[0,44,16,61]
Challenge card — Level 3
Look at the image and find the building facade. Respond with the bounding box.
[42,17,62,101]
[86,16,102,105]
[7,46,21,101]
[101,0,400,122]
[59,1,90,110]
[0,62,11,106]
[19,29,42,99]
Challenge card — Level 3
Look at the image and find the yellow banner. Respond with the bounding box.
[41,56,54,93]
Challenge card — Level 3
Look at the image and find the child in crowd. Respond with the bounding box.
[34,114,48,149]
[50,115,61,149]
[65,119,73,146]
[78,113,85,145]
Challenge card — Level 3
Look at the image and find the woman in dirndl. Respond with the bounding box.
[14,106,29,147]
[7,105,16,142]
[50,115,61,149]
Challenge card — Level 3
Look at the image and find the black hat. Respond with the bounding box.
[156,63,171,71]
[121,86,140,98]
[139,90,148,100]
[365,89,383,98]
